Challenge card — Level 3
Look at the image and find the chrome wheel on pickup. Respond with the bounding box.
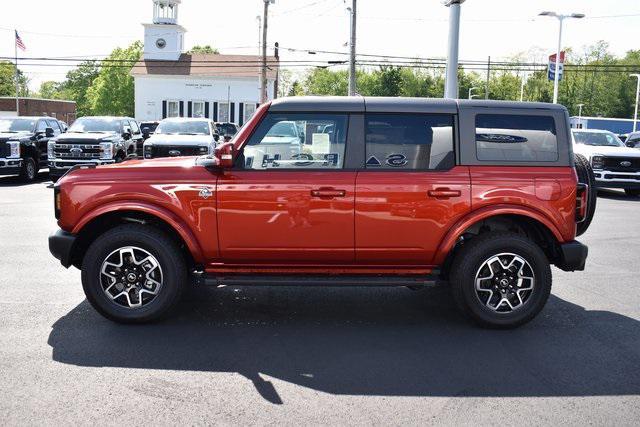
[450,232,551,329]
[82,224,186,323]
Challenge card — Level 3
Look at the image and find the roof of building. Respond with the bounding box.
[131,53,278,79]
[0,97,76,104]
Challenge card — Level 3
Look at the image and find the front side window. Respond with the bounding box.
[242,113,348,170]
[476,114,558,162]
[129,120,140,134]
[167,101,180,118]
[365,113,455,170]
[36,120,48,132]
[192,101,205,118]
[218,102,230,122]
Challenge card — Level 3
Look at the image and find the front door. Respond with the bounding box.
[355,112,471,265]
[217,112,356,264]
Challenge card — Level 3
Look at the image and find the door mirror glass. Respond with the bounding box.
[45,127,55,138]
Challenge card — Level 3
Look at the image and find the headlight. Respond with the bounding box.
[591,155,604,170]
[99,142,113,160]
[198,146,209,153]
[48,140,56,159]
[8,141,20,158]
[143,144,152,159]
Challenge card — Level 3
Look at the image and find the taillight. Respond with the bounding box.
[575,183,588,223]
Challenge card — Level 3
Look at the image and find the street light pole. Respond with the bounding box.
[347,0,357,96]
[444,0,465,99]
[539,11,584,104]
[260,0,274,104]
[630,74,640,133]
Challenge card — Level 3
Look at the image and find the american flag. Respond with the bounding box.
[15,30,26,51]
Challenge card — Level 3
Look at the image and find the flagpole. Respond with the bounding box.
[14,30,19,115]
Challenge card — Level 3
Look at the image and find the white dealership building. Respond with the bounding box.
[132,0,277,124]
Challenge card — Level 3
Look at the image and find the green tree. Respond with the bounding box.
[59,60,100,116]
[37,81,63,99]
[86,41,142,117]
[188,45,219,54]
[0,61,29,97]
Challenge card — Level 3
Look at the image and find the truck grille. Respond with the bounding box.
[53,143,102,160]
[0,140,9,158]
[150,145,203,158]
[602,156,640,173]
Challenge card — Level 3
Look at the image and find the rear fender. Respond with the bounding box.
[433,204,564,265]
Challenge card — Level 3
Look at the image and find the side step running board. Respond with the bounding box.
[194,274,445,288]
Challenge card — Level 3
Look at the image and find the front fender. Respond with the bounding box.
[432,204,565,265]
[71,201,205,263]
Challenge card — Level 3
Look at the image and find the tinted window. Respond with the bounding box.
[36,120,48,132]
[573,131,624,147]
[46,120,60,132]
[69,118,121,133]
[476,114,558,162]
[365,114,455,170]
[216,123,237,136]
[140,122,158,133]
[0,118,36,132]
[243,113,348,169]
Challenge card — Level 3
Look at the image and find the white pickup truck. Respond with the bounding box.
[573,129,640,197]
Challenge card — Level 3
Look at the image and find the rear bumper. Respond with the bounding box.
[556,240,588,272]
[49,229,77,268]
[0,158,22,175]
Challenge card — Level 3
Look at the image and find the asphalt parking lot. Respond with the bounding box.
[0,172,639,425]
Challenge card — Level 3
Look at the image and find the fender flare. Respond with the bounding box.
[71,201,204,262]
[433,204,564,265]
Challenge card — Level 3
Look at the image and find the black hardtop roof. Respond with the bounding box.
[269,96,567,114]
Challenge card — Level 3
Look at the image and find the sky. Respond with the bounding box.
[2,0,639,91]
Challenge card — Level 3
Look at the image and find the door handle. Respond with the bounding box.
[311,188,346,198]
[428,188,461,199]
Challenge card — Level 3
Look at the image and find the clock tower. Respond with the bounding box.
[143,0,185,61]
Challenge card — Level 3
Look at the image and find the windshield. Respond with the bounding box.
[573,131,624,147]
[266,121,298,138]
[216,123,237,136]
[0,118,36,133]
[156,120,210,135]
[69,118,121,133]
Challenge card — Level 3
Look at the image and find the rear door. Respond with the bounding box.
[216,111,359,264]
[355,109,471,265]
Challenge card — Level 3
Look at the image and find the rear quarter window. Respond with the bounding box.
[475,114,558,162]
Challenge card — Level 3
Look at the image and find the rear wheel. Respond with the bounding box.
[625,189,640,197]
[20,157,38,182]
[450,232,552,329]
[574,153,597,236]
[81,224,186,323]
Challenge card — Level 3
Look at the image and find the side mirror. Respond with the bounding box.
[223,134,233,143]
[214,142,236,168]
[45,127,55,138]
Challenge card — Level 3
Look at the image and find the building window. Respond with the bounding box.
[167,100,180,118]
[244,103,257,122]
[192,101,205,118]
[218,101,230,122]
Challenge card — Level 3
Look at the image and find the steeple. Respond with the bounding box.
[143,0,186,61]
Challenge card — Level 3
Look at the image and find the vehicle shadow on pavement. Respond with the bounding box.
[597,189,640,202]
[0,172,51,187]
[48,286,640,404]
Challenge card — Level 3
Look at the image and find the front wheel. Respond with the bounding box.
[20,157,38,182]
[81,224,186,323]
[625,189,640,197]
[449,232,552,329]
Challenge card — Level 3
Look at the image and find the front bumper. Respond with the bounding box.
[49,229,77,268]
[593,169,640,189]
[0,158,23,176]
[556,240,588,272]
[48,158,115,176]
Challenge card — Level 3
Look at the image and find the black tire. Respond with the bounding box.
[625,189,640,197]
[574,153,597,236]
[450,232,552,329]
[81,224,186,323]
[20,156,38,182]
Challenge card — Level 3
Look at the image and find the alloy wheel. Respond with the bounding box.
[474,253,535,313]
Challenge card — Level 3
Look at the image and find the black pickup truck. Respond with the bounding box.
[48,116,142,181]
[0,116,63,182]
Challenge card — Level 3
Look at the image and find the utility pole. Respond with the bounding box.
[539,11,585,104]
[348,0,357,96]
[485,56,490,99]
[260,0,273,104]
[14,33,19,115]
[631,74,640,133]
[444,0,465,99]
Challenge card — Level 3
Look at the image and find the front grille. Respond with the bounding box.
[602,156,640,172]
[0,140,9,158]
[150,145,203,158]
[53,142,102,160]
